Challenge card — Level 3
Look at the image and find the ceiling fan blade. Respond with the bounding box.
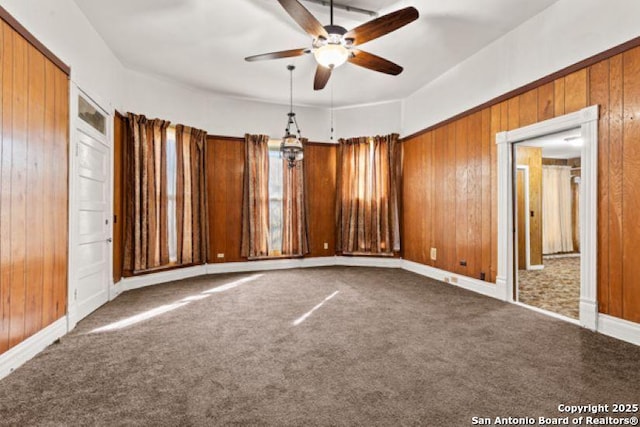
[348,49,403,75]
[314,65,332,90]
[344,7,419,46]
[277,0,329,39]
[245,48,309,62]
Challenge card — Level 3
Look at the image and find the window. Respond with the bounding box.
[268,140,283,256]
[166,127,178,263]
[78,95,106,134]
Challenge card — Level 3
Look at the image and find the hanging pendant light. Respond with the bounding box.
[280,64,303,168]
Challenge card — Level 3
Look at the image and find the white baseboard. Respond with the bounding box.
[116,265,208,294]
[402,260,499,300]
[0,317,67,380]
[597,314,640,346]
[337,256,402,268]
[579,299,598,331]
[206,256,337,274]
[528,264,544,271]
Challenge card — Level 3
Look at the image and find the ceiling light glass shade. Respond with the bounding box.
[281,134,304,167]
[314,43,349,69]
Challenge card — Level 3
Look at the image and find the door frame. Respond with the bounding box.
[496,105,598,330]
[68,83,113,331]
[515,164,531,274]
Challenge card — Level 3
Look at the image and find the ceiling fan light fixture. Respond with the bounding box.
[313,43,349,69]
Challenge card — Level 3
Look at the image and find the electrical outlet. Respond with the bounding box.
[217,253,224,259]
[430,247,437,261]
[324,242,329,250]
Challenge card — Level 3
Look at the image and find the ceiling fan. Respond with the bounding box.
[245,0,419,90]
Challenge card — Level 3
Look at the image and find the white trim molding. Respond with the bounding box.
[0,317,67,380]
[114,256,373,294]
[402,260,499,299]
[115,265,208,294]
[598,314,640,346]
[496,105,599,331]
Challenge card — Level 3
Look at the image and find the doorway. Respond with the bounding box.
[69,88,112,326]
[513,130,582,319]
[495,105,598,330]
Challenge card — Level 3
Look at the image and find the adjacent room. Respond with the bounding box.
[1,0,640,425]
[515,130,583,319]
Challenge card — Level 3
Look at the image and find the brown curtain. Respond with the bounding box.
[335,134,402,255]
[241,134,270,258]
[175,125,208,266]
[123,113,170,273]
[282,139,310,256]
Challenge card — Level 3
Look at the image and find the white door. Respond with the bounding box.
[72,92,111,322]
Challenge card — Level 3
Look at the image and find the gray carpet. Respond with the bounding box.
[0,267,639,426]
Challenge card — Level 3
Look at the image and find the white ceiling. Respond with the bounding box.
[74,0,560,108]
[520,128,583,159]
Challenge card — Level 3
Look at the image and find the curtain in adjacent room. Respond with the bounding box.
[241,134,271,258]
[175,125,208,266]
[542,165,574,254]
[336,134,402,255]
[123,113,170,273]
[282,139,310,256]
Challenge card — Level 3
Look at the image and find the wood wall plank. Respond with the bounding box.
[481,108,492,281]
[41,60,56,328]
[589,59,610,313]
[422,132,433,264]
[519,89,538,127]
[564,69,588,113]
[507,97,520,130]
[52,58,68,321]
[554,78,565,116]
[401,137,422,264]
[206,137,245,263]
[432,127,445,269]
[8,33,28,348]
[608,54,624,318]
[305,144,336,257]
[621,47,640,322]
[489,103,503,282]
[455,117,469,274]
[537,82,555,121]
[0,21,10,354]
[443,124,457,270]
[467,112,482,278]
[24,44,45,337]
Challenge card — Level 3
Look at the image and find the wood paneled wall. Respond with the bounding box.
[304,143,336,257]
[402,45,640,323]
[0,20,69,354]
[205,138,337,262]
[516,147,543,266]
[206,137,245,263]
